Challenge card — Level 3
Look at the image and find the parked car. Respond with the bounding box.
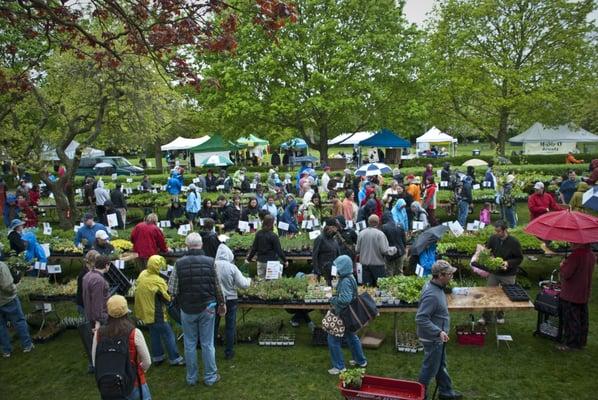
[75,156,144,176]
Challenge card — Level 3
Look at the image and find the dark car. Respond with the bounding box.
[75,156,144,176]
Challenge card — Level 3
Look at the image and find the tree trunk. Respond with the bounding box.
[154,140,163,171]
[496,80,510,156]
[41,175,76,229]
[318,125,329,164]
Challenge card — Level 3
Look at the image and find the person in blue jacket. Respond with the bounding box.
[185,183,201,229]
[3,194,20,228]
[279,201,299,236]
[74,213,110,251]
[166,173,182,201]
[391,195,409,231]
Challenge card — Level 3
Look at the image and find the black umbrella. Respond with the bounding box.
[410,225,449,256]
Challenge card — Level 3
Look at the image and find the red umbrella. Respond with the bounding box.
[524,209,598,244]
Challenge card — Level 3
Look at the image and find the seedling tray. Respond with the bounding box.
[395,332,423,353]
[258,333,295,347]
[502,284,530,301]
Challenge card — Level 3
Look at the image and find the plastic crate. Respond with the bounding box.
[338,375,425,400]
[105,263,132,296]
[501,284,530,301]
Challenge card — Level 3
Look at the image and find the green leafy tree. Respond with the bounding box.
[425,0,597,155]
[195,0,420,162]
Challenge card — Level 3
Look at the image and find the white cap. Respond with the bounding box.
[506,175,515,184]
[95,230,109,240]
[534,181,544,190]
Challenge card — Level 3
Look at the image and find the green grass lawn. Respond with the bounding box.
[2,255,597,399]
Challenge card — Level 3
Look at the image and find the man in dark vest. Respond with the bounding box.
[168,232,226,387]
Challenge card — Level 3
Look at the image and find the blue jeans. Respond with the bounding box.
[214,299,237,358]
[327,331,366,370]
[457,200,469,227]
[181,307,218,385]
[0,297,32,354]
[126,383,151,400]
[502,206,516,228]
[418,341,454,399]
[148,321,183,363]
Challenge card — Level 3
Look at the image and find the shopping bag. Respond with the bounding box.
[321,310,345,337]
[340,292,379,333]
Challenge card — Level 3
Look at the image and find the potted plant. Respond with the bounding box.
[340,368,365,390]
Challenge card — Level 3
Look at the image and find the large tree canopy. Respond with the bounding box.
[194,0,421,161]
[424,0,597,155]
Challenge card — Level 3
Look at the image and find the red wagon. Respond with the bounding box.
[338,375,425,400]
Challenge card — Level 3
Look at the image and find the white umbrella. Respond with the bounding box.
[355,162,392,177]
[200,155,233,167]
[462,159,488,167]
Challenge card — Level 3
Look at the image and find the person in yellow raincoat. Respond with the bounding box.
[134,255,185,365]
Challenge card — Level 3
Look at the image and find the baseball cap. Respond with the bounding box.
[506,175,515,184]
[95,230,109,240]
[534,182,544,190]
[83,213,94,221]
[107,295,130,318]
[431,260,457,275]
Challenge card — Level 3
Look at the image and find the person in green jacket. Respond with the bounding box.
[134,255,184,365]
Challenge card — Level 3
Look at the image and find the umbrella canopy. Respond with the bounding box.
[355,163,392,177]
[582,186,598,211]
[524,209,598,244]
[280,138,308,150]
[411,225,450,256]
[199,155,233,167]
[462,159,488,167]
[237,134,269,147]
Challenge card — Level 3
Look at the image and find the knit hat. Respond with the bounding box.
[107,295,129,318]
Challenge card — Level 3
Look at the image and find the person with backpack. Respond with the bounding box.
[92,295,152,400]
[134,255,184,367]
[83,255,111,332]
[199,218,221,258]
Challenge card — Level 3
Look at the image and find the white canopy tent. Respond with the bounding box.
[42,140,105,161]
[508,123,598,154]
[416,127,458,156]
[328,131,375,146]
[160,136,210,151]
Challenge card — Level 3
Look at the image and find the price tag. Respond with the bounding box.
[308,230,321,240]
[193,177,200,184]
[113,260,125,270]
[331,265,337,277]
[47,264,62,274]
[238,220,250,232]
[472,184,481,190]
[111,173,118,180]
[34,261,47,271]
[126,178,133,183]
[482,181,492,188]
[107,213,119,228]
[440,181,449,188]
[265,261,283,280]
[43,223,52,235]
[278,221,289,231]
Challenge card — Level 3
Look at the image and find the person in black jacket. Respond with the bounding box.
[245,215,287,279]
[222,195,242,232]
[270,150,281,167]
[240,197,260,225]
[381,212,407,276]
[167,200,186,227]
[333,216,357,261]
[110,183,127,228]
[199,199,218,221]
[200,218,221,258]
[205,170,218,192]
[7,219,27,255]
[312,219,341,285]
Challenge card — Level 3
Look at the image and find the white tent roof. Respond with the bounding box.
[42,140,104,161]
[328,131,375,146]
[416,127,457,143]
[161,136,210,151]
[509,123,598,143]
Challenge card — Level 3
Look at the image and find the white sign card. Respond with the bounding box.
[312,219,320,227]
[412,221,426,231]
[193,178,200,183]
[34,261,47,271]
[43,223,52,235]
[356,220,367,231]
[355,263,363,284]
[126,178,133,183]
[49,193,54,199]
[265,261,283,280]
[309,230,321,240]
[137,185,144,191]
[472,184,481,190]
[250,220,261,229]
[177,224,191,236]
[113,260,125,270]
[415,264,424,277]
[440,181,449,188]
[331,265,337,277]
[278,221,289,231]
[482,181,492,188]
[74,225,80,233]
[199,218,205,226]
[43,303,53,312]
[160,220,171,228]
[75,189,82,195]
[449,221,464,237]
[47,264,62,274]
[479,222,486,229]
[301,220,308,229]
[250,183,257,189]
[238,220,250,232]
[151,189,158,194]
[346,220,354,229]
[284,179,291,185]
[216,185,225,191]
[111,173,118,180]
[336,182,343,189]
[167,265,174,273]
[41,243,51,258]
[107,213,119,228]
[181,186,188,192]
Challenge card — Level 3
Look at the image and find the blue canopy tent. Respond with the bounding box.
[358,128,411,164]
[280,138,308,150]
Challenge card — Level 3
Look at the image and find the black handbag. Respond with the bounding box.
[340,287,379,333]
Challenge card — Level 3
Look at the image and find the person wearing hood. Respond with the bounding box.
[93,180,110,224]
[22,230,48,274]
[270,150,281,166]
[360,187,383,219]
[255,186,266,208]
[93,230,115,256]
[357,180,370,205]
[570,182,590,212]
[166,173,182,201]
[246,215,287,279]
[75,213,110,251]
[199,218,221,258]
[356,215,397,286]
[214,244,251,359]
[167,200,186,227]
[585,159,598,185]
[326,255,367,375]
[222,195,242,232]
[185,183,201,230]
[279,200,299,236]
[381,212,407,276]
[232,168,246,190]
[135,255,184,366]
[410,201,429,228]
[7,219,27,255]
[391,188,409,231]
[312,219,341,285]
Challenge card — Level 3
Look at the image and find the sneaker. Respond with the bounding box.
[290,320,300,327]
[2,352,10,358]
[22,344,34,353]
[204,374,221,386]
[328,368,346,375]
[349,360,368,367]
[496,318,505,325]
[169,358,185,366]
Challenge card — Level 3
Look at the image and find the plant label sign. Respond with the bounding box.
[284,179,291,185]
[449,221,464,237]
[41,244,51,258]
[250,183,257,189]
[177,224,191,236]
[312,219,320,227]
[415,264,425,277]
[238,220,250,233]
[47,264,62,274]
[193,178,200,184]
[75,188,82,196]
[278,221,290,231]
[479,222,486,229]
[43,223,52,235]
[265,261,283,280]
[482,181,492,188]
[355,263,363,284]
[412,221,425,231]
[472,184,481,190]
[113,260,125,270]
[331,265,337,277]
[336,182,343,189]
[159,220,171,228]
[199,218,205,226]
[34,261,47,271]
[309,230,321,240]
[356,221,367,231]
[181,186,188,192]
[250,220,261,230]
[301,220,308,229]
[111,173,118,181]
[167,265,174,273]
[107,213,119,228]
[440,181,449,188]
[126,177,133,183]
[346,220,354,229]
[466,223,476,231]
[216,185,225,191]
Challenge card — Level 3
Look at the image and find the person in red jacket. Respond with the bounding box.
[131,213,170,268]
[360,186,383,219]
[527,182,562,220]
[557,243,596,351]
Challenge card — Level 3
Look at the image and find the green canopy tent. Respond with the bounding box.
[190,135,235,166]
[237,134,269,147]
